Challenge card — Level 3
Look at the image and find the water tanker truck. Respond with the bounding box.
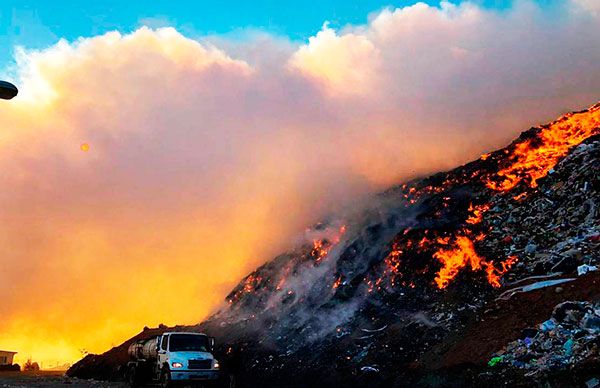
[126,332,220,387]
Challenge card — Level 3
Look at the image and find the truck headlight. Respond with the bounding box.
[213,360,220,370]
[171,362,183,369]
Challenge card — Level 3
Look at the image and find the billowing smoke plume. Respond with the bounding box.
[0,1,599,365]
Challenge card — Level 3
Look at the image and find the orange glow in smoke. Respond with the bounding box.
[0,17,597,369]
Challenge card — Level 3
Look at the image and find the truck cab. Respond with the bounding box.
[127,332,220,387]
[157,332,220,385]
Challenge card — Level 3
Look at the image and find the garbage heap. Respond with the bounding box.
[479,138,599,278]
[67,104,600,387]
[491,300,600,375]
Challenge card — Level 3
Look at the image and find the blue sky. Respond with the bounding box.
[1,0,573,76]
[0,0,523,68]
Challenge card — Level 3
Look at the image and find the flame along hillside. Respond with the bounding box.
[69,103,600,386]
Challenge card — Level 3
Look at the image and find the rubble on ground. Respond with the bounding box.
[69,104,600,387]
[490,300,600,375]
[479,138,599,279]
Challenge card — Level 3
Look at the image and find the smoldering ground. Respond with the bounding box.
[0,0,599,365]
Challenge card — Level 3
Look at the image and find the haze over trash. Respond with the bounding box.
[0,0,599,366]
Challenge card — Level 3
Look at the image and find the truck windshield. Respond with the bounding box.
[168,334,209,352]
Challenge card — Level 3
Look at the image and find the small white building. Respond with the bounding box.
[0,350,17,365]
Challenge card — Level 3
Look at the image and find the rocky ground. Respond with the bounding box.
[69,103,600,387]
[0,371,126,387]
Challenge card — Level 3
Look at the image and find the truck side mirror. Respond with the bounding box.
[209,337,215,352]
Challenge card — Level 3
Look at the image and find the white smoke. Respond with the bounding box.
[0,0,598,365]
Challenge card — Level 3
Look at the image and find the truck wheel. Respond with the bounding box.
[216,374,235,388]
[126,365,141,388]
[160,369,172,388]
[227,373,236,388]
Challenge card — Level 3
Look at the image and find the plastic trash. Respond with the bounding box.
[577,264,598,276]
[488,356,504,367]
[563,339,574,356]
[360,366,380,373]
[539,319,556,332]
[521,278,575,292]
[583,314,600,331]
[586,377,599,388]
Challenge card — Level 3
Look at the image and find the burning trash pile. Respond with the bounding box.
[489,301,600,375]
[68,103,600,387]
[476,136,600,281]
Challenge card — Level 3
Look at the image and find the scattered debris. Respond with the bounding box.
[586,377,600,388]
[497,278,576,300]
[492,300,600,375]
[488,356,503,367]
[578,264,598,276]
[360,366,380,373]
[360,325,388,333]
[69,104,600,387]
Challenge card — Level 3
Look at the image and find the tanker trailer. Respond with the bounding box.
[125,332,220,387]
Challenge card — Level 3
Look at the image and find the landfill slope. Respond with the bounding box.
[69,103,600,387]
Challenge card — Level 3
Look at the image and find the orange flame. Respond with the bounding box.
[485,255,518,288]
[433,235,517,289]
[465,203,490,225]
[512,192,528,201]
[311,240,330,263]
[370,106,599,292]
[310,225,347,263]
[332,276,342,289]
[433,236,483,288]
[486,105,600,191]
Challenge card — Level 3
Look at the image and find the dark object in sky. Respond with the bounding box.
[0,81,18,100]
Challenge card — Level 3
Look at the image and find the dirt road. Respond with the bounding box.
[0,371,126,387]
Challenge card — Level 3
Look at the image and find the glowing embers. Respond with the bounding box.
[310,225,347,264]
[366,234,428,293]
[275,263,293,291]
[243,274,262,293]
[486,105,600,191]
[382,242,404,288]
[332,276,342,290]
[432,234,517,289]
[311,240,330,263]
[271,224,347,295]
[465,203,490,225]
[228,273,263,304]
[399,178,464,205]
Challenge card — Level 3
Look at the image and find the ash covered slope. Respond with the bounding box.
[69,103,600,386]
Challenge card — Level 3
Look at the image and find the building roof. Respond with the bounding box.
[0,350,17,354]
